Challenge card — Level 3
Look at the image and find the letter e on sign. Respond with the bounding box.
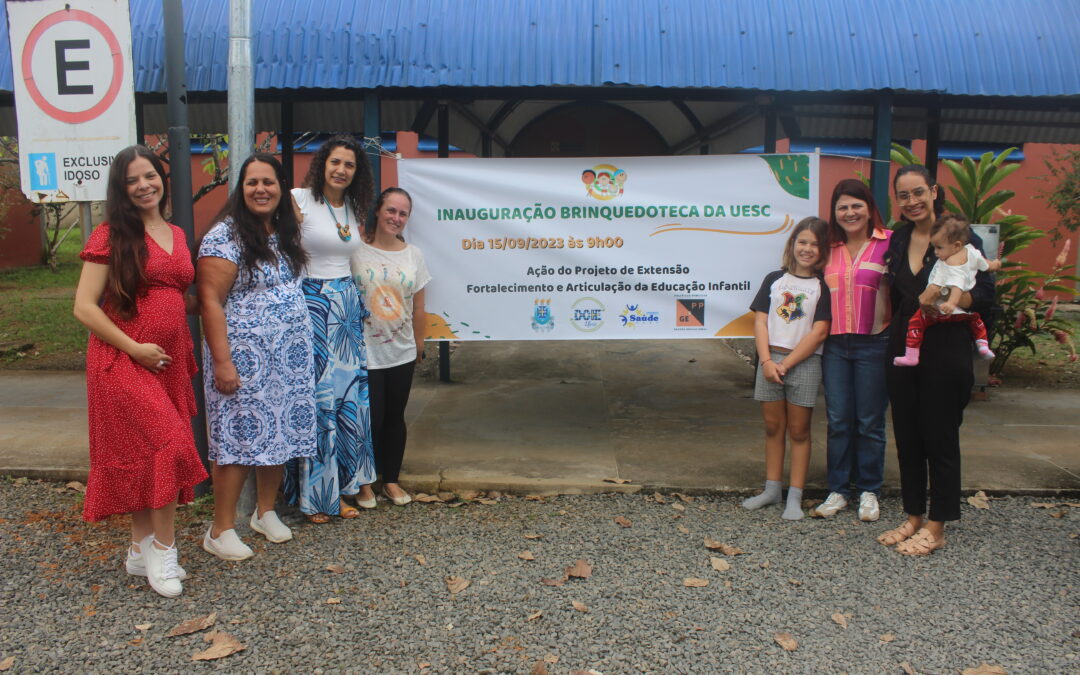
[21,9,124,124]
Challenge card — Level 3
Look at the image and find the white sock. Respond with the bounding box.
[742,480,782,510]
[782,487,804,520]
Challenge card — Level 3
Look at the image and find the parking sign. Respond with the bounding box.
[6,0,136,202]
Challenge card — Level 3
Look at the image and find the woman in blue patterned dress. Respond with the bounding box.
[197,154,317,561]
[282,134,377,523]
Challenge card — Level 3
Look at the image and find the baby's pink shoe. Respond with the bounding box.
[975,339,995,361]
[893,347,920,367]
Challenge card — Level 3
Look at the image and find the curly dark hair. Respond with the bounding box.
[301,134,375,223]
[215,153,307,277]
[104,145,170,320]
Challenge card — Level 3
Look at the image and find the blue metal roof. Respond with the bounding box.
[1,0,1078,96]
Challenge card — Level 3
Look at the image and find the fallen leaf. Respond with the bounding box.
[0,656,14,671]
[325,564,346,574]
[558,509,569,515]
[487,490,503,499]
[457,490,480,501]
[445,576,470,594]
[677,525,690,534]
[671,503,686,512]
[1050,510,1067,519]
[683,577,709,587]
[477,498,498,505]
[437,491,455,502]
[525,494,545,502]
[967,491,990,509]
[526,610,543,621]
[899,661,916,674]
[418,662,430,670]
[571,600,589,613]
[652,492,667,504]
[961,664,1007,675]
[880,633,895,643]
[1030,502,1059,509]
[710,557,730,572]
[446,502,465,509]
[1066,502,1080,508]
[565,560,592,579]
[134,623,152,631]
[524,533,544,540]
[544,653,559,664]
[774,632,798,651]
[704,538,747,555]
[789,578,801,586]
[65,481,86,493]
[613,516,632,528]
[326,597,341,604]
[518,550,536,561]
[128,638,144,646]
[531,662,549,675]
[602,477,631,484]
[414,554,427,566]
[540,576,566,587]
[414,493,441,503]
[167,612,217,637]
[704,537,723,550]
[830,613,849,629]
[191,631,246,661]
[672,492,695,503]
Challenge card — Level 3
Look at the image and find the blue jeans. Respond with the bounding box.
[822,333,889,497]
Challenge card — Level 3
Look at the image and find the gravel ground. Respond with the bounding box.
[0,480,1076,674]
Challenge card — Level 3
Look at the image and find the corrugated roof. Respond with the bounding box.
[0,0,1078,96]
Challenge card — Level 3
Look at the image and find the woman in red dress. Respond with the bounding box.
[73,145,208,598]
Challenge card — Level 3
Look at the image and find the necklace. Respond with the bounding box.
[326,200,351,242]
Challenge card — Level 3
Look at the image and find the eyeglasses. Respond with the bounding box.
[895,187,930,203]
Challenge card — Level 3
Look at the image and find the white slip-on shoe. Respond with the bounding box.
[809,492,848,518]
[858,491,881,522]
[141,535,182,598]
[250,509,293,543]
[382,486,412,506]
[126,543,188,580]
[202,526,254,561]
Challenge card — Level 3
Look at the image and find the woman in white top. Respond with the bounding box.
[282,134,377,522]
[351,188,431,506]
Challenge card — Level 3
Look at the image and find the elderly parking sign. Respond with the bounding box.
[6,1,136,202]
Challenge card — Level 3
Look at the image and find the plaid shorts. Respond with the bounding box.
[753,350,822,408]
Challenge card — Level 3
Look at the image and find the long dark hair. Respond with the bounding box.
[215,153,307,276]
[893,164,946,225]
[104,145,170,320]
[301,134,375,221]
[827,178,884,245]
[364,187,412,242]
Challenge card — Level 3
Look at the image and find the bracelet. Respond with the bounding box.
[761,358,773,365]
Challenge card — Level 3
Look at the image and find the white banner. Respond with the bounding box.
[401,154,819,340]
[7,0,136,202]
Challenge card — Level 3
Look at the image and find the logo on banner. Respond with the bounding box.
[571,297,605,332]
[675,298,706,328]
[531,299,555,332]
[618,304,660,328]
[580,163,627,201]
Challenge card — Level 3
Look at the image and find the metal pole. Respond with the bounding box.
[870,91,894,220]
[79,202,93,243]
[228,0,254,188]
[162,0,210,495]
[763,109,777,154]
[364,91,381,195]
[280,101,294,184]
[437,103,451,382]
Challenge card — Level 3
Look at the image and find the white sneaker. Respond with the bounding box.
[810,492,848,518]
[141,535,182,598]
[858,491,880,522]
[250,509,293,543]
[202,526,254,561]
[126,543,187,580]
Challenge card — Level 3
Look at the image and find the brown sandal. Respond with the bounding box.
[306,512,331,524]
[876,520,920,546]
[896,528,945,556]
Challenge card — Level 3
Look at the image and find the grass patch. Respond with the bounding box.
[998,314,1080,389]
[0,236,86,370]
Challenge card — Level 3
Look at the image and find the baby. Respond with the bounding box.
[893,214,1001,367]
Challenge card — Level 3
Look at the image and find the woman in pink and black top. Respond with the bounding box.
[812,179,892,522]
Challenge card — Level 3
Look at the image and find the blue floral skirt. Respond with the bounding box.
[283,277,375,515]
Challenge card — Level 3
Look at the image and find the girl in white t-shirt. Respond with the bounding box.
[743,217,832,520]
[350,188,431,507]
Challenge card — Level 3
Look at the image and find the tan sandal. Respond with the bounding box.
[876,520,920,546]
[896,528,945,556]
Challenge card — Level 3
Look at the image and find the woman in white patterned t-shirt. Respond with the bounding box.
[350,188,431,507]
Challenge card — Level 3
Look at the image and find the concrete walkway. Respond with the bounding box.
[2,340,1079,495]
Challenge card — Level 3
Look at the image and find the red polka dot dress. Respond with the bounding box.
[80,224,208,521]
